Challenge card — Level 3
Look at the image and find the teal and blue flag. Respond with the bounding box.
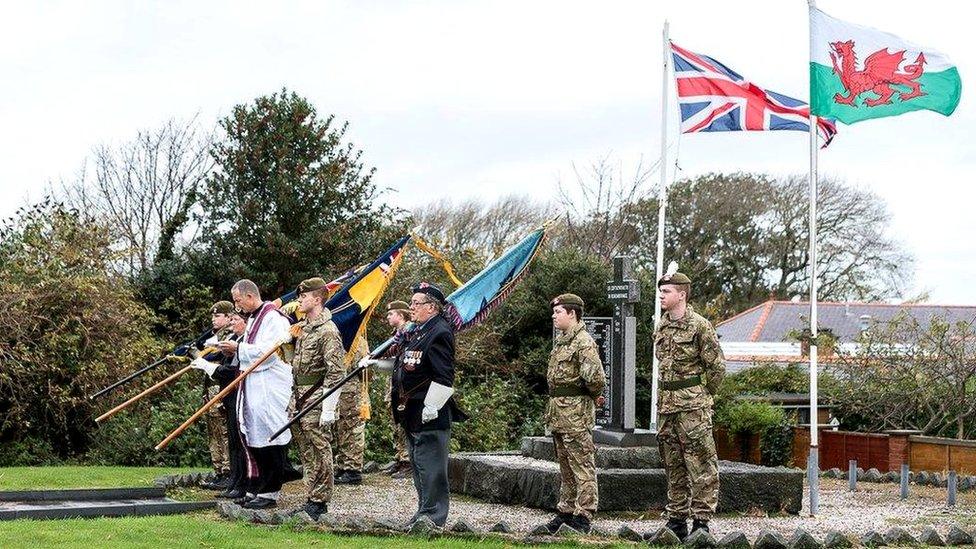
[445,227,547,332]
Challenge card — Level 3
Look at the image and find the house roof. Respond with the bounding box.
[717,300,976,343]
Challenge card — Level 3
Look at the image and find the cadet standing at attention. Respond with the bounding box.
[289,277,346,520]
[542,293,606,535]
[654,267,725,540]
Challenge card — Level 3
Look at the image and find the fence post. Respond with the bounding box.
[848,459,857,492]
[948,470,957,507]
[900,463,909,499]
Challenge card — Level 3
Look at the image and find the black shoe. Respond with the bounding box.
[666,518,689,541]
[335,470,362,485]
[233,495,253,506]
[390,463,413,480]
[219,487,245,499]
[691,519,710,534]
[243,496,277,510]
[566,514,592,534]
[206,475,232,491]
[301,500,327,521]
[544,512,572,534]
[380,461,398,474]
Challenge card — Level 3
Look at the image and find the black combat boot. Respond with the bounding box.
[666,517,689,541]
[543,512,572,534]
[566,514,592,534]
[335,469,363,485]
[691,518,710,535]
[301,500,328,521]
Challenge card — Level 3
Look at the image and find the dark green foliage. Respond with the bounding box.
[199,88,400,297]
[0,201,167,463]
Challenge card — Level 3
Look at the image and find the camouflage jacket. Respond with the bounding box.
[654,306,726,414]
[291,309,346,395]
[544,322,606,433]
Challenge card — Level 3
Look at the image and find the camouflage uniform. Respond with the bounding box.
[544,321,606,521]
[655,305,726,520]
[203,327,233,476]
[290,309,346,504]
[385,375,410,463]
[333,336,368,472]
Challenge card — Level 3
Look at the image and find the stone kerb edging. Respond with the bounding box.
[820,467,976,490]
[154,472,215,489]
[214,501,976,547]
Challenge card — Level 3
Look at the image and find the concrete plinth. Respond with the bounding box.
[592,427,658,448]
[448,453,803,514]
[521,436,661,469]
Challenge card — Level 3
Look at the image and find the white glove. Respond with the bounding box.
[190,357,218,378]
[422,382,455,423]
[358,357,370,369]
[318,389,342,427]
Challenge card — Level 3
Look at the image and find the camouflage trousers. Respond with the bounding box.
[205,384,230,474]
[333,386,365,471]
[658,407,720,519]
[385,377,410,463]
[291,387,335,503]
[553,429,598,519]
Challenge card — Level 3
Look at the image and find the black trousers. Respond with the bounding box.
[222,389,246,492]
[245,444,295,496]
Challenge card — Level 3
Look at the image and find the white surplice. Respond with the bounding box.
[236,303,293,447]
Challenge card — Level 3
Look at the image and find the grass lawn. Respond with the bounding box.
[0,466,207,491]
[0,513,600,549]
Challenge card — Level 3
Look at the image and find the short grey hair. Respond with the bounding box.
[232,279,261,299]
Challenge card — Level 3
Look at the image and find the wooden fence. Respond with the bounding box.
[715,427,976,475]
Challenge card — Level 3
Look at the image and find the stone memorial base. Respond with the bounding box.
[449,436,803,514]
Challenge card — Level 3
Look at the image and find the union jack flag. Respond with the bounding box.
[671,41,837,147]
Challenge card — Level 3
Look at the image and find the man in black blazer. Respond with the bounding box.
[391,282,467,527]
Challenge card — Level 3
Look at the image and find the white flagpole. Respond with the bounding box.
[650,19,670,432]
[807,0,820,517]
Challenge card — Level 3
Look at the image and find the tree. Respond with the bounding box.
[617,172,913,319]
[825,313,976,438]
[59,117,214,277]
[0,200,163,462]
[199,89,398,296]
[412,195,553,261]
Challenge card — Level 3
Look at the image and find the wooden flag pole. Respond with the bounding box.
[155,340,285,451]
[96,346,220,423]
[96,365,193,423]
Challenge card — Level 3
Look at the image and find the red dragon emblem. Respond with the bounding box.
[829,40,927,107]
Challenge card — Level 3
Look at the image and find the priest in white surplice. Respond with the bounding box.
[218,279,300,510]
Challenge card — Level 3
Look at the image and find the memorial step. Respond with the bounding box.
[520,436,662,468]
[0,487,215,521]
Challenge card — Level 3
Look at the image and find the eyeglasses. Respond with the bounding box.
[409,299,434,306]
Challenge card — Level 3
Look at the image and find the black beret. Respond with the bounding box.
[411,282,446,305]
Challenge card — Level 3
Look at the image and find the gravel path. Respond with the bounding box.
[276,473,976,538]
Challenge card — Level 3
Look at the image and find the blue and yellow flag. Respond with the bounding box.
[444,226,548,332]
[326,235,410,356]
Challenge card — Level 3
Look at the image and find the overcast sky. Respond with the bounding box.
[2,1,972,303]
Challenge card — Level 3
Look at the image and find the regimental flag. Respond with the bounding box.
[810,7,961,124]
[672,41,838,146]
[325,235,410,356]
[444,225,548,332]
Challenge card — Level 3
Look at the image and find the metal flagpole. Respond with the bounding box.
[807,0,820,517]
[650,19,670,433]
